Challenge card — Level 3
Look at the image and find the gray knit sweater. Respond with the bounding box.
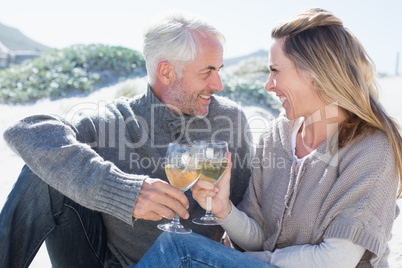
[230,115,399,267]
[3,86,252,265]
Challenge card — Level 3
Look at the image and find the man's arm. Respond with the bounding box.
[4,114,189,224]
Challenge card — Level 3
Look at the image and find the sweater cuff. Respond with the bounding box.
[221,203,244,230]
[94,173,146,225]
[324,223,381,257]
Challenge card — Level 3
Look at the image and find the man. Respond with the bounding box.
[0,10,252,267]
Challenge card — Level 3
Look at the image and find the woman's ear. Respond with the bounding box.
[157,61,176,86]
[303,71,317,88]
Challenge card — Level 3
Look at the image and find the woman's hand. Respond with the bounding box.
[191,153,233,220]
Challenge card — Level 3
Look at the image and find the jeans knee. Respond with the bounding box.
[14,165,66,216]
[16,165,48,193]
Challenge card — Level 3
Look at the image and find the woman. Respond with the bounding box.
[136,8,402,267]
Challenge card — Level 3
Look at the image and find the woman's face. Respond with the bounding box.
[265,38,326,120]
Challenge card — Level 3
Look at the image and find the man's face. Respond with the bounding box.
[166,34,224,117]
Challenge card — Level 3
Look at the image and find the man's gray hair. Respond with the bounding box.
[143,10,226,86]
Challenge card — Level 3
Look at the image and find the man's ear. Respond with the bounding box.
[157,61,176,86]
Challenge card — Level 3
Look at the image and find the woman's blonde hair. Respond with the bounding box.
[272,8,402,198]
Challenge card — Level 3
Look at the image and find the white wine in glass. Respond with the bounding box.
[165,166,201,191]
[157,143,202,234]
[192,140,229,226]
[198,159,228,184]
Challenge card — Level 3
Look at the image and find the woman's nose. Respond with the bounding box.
[265,74,276,92]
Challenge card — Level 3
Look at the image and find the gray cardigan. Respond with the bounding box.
[226,115,399,267]
[4,86,253,265]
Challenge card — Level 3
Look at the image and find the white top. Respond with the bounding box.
[290,117,305,164]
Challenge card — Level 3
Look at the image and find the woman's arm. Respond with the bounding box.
[221,201,366,267]
[221,205,265,251]
[221,204,366,267]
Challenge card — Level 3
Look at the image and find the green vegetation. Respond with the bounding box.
[221,73,280,109]
[0,44,146,103]
[0,45,279,111]
[220,57,281,109]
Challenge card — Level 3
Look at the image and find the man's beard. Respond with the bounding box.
[170,80,210,118]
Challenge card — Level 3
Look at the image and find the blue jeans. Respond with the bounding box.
[135,232,275,268]
[0,165,120,268]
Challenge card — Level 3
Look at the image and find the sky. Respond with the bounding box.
[1,0,402,75]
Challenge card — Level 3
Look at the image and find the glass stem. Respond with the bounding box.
[203,196,217,220]
[171,212,181,226]
[206,196,212,214]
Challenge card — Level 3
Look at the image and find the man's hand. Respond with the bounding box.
[133,178,189,221]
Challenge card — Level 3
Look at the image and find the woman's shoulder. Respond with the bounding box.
[350,129,392,153]
[339,129,396,175]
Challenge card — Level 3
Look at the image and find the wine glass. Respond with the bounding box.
[157,142,203,234]
[192,140,229,225]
